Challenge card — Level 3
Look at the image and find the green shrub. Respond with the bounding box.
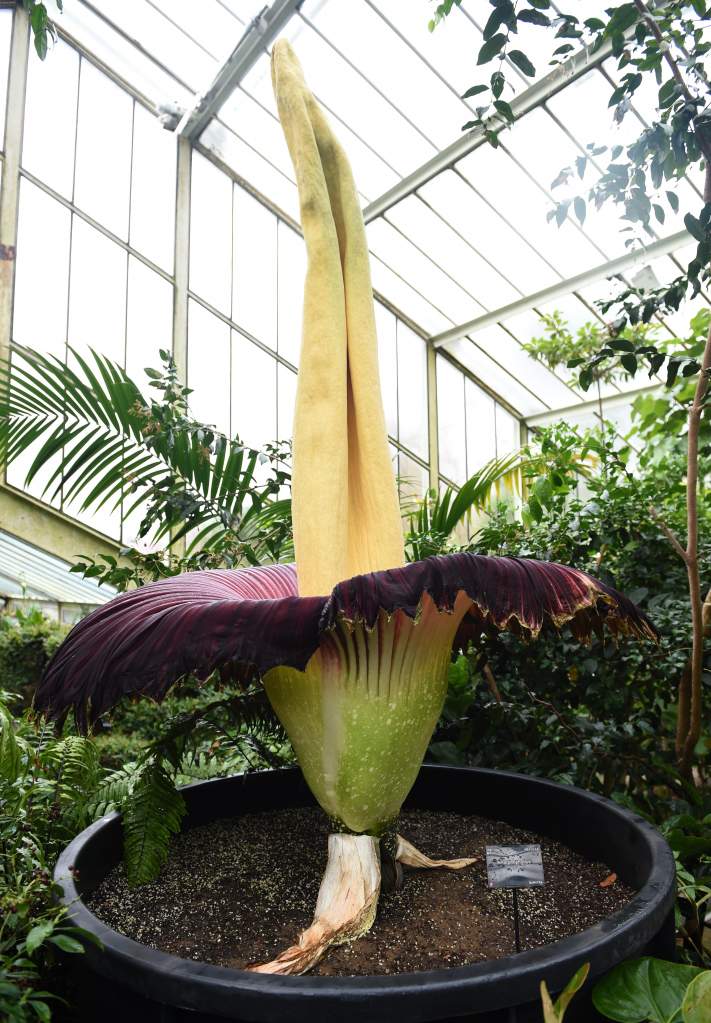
[0,609,68,708]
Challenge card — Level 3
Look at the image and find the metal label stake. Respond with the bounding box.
[485,845,545,1023]
[485,844,545,954]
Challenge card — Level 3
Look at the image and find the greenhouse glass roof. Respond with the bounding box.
[52,0,703,419]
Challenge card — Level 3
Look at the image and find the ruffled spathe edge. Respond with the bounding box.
[324,554,658,644]
[35,554,657,729]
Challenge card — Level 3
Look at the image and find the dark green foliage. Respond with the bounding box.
[571,308,711,404]
[93,686,289,885]
[0,668,293,1016]
[0,609,68,708]
[429,417,707,789]
[592,958,705,1022]
[0,693,102,1022]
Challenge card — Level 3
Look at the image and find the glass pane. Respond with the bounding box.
[281,16,434,176]
[148,0,245,63]
[375,301,398,440]
[443,336,547,417]
[68,217,128,365]
[199,118,300,222]
[224,72,393,205]
[125,258,173,387]
[398,450,429,505]
[495,404,521,457]
[62,496,122,542]
[189,152,232,314]
[188,300,231,435]
[458,145,601,279]
[436,356,466,484]
[369,253,451,336]
[219,86,295,185]
[306,0,464,150]
[277,222,305,366]
[420,170,557,295]
[232,332,277,449]
[6,417,61,506]
[467,321,576,409]
[397,321,428,460]
[233,186,277,349]
[83,0,216,90]
[130,104,177,272]
[277,362,297,442]
[387,195,519,310]
[54,2,193,110]
[368,217,482,325]
[13,180,70,357]
[379,0,485,100]
[465,378,496,475]
[74,61,133,238]
[0,9,12,147]
[503,107,631,261]
[22,39,79,197]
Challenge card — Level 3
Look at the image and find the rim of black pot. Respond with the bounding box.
[54,766,676,1022]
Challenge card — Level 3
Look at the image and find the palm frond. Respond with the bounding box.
[0,344,289,556]
[406,452,528,560]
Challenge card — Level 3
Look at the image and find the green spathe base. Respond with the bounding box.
[264,594,471,834]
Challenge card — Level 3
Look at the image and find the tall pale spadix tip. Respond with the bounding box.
[271,39,405,598]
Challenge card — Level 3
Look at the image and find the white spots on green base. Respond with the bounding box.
[264,593,472,834]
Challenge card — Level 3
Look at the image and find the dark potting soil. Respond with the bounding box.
[87,807,635,976]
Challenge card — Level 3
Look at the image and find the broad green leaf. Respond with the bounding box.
[29,1000,52,1023]
[509,49,536,76]
[477,32,507,64]
[682,972,711,1023]
[25,921,55,954]
[593,958,703,1023]
[556,963,591,1018]
[541,963,590,1023]
[48,934,85,954]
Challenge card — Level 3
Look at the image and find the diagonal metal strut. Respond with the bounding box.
[177,0,303,141]
[362,37,614,224]
[430,229,690,348]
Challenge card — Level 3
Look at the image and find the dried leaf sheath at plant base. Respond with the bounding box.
[35,40,657,977]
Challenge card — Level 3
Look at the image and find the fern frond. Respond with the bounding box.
[45,735,100,796]
[122,759,186,886]
[86,763,140,821]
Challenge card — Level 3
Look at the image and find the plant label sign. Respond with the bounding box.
[486,844,545,889]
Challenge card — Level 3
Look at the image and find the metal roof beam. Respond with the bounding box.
[177,0,302,141]
[430,229,690,349]
[362,38,613,223]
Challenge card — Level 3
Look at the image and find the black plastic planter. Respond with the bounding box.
[55,766,676,1023]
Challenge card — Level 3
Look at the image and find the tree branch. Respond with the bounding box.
[648,505,689,565]
[678,322,711,774]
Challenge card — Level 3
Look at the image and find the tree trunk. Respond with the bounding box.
[676,308,711,776]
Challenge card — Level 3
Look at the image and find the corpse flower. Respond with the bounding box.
[36,40,657,976]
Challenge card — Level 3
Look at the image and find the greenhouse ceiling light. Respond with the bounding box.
[176,0,303,141]
[362,38,614,223]
[430,229,690,349]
